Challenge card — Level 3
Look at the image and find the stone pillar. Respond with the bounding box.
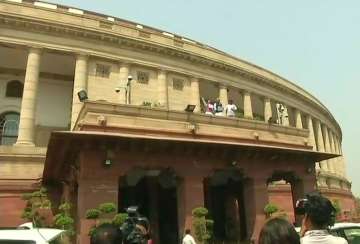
[264,97,272,122]
[328,130,336,174]
[322,125,333,173]
[243,176,268,242]
[158,69,168,109]
[243,90,253,119]
[294,109,303,129]
[291,174,316,225]
[306,116,320,170]
[219,84,228,107]
[334,136,345,177]
[190,77,201,113]
[118,62,130,104]
[177,176,204,239]
[306,116,317,150]
[16,47,42,146]
[314,120,328,171]
[333,135,342,176]
[71,54,88,129]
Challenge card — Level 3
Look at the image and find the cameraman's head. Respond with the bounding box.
[296,193,335,233]
[90,223,122,244]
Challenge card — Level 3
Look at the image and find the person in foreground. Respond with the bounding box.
[90,223,122,244]
[259,217,300,244]
[182,228,196,244]
[297,192,348,244]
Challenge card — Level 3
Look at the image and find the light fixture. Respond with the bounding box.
[77,90,88,102]
[104,159,112,166]
[185,104,196,112]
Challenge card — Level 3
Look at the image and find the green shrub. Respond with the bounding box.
[85,208,101,219]
[192,207,208,218]
[112,213,128,227]
[264,203,279,216]
[99,203,116,214]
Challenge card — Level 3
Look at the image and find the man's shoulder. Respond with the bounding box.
[330,235,348,244]
[301,235,348,244]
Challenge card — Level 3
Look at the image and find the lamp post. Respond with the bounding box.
[115,75,133,104]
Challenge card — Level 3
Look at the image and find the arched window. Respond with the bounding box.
[6,80,23,98]
[0,112,20,145]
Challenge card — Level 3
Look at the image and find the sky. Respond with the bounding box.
[49,0,360,195]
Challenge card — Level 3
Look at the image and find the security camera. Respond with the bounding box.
[128,75,133,82]
[115,87,121,93]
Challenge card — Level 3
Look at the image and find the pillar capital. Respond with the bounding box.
[219,83,227,89]
[28,46,43,55]
[76,53,89,60]
[157,68,167,75]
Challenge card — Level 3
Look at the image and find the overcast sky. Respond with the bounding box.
[49,0,360,196]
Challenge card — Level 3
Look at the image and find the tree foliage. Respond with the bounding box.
[192,207,213,244]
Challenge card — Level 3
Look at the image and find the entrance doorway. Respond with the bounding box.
[205,169,247,243]
[119,168,179,244]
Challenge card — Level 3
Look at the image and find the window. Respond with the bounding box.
[6,80,23,98]
[173,78,184,91]
[95,64,111,78]
[0,112,20,145]
[137,71,149,84]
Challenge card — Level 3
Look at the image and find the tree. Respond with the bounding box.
[192,207,214,244]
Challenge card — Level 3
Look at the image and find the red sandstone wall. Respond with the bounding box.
[268,188,295,224]
[0,194,27,227]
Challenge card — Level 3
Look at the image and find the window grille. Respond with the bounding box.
[137,71,149,84]
[96,64,111,78]
[173,78,184,91]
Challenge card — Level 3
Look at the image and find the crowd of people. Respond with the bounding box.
[89,192,347,244]
[205,98,238,117]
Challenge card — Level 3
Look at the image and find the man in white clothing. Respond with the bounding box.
[297,193,348,244]
[225,99,237,117]
[182,229,196,244]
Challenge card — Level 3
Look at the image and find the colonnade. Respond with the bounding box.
[12,46,346,179]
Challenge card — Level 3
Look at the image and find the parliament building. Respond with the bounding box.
[0,0,356,243]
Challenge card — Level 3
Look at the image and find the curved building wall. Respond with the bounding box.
[0,0,355,226]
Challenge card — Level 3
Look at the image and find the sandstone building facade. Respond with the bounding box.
[0,0,356,243]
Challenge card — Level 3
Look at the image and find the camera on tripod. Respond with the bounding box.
[120,206,150,244]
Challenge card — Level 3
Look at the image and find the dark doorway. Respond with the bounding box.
[205,170,247,243]
[119,169,179,244]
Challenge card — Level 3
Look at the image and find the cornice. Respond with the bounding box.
[0,13,342,137]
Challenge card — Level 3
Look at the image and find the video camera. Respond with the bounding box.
[120,206,149,244]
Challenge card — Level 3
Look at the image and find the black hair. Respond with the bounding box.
[185,229,191,235]
[259,217,300,244]
[90,223,122,244]
[304,192,336,228]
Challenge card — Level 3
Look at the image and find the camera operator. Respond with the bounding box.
[296,192,347,244]
[121,206,150,244]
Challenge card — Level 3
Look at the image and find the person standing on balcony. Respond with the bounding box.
[214,98,224,116]
[205,99,214,115]
[225,99,237,117]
